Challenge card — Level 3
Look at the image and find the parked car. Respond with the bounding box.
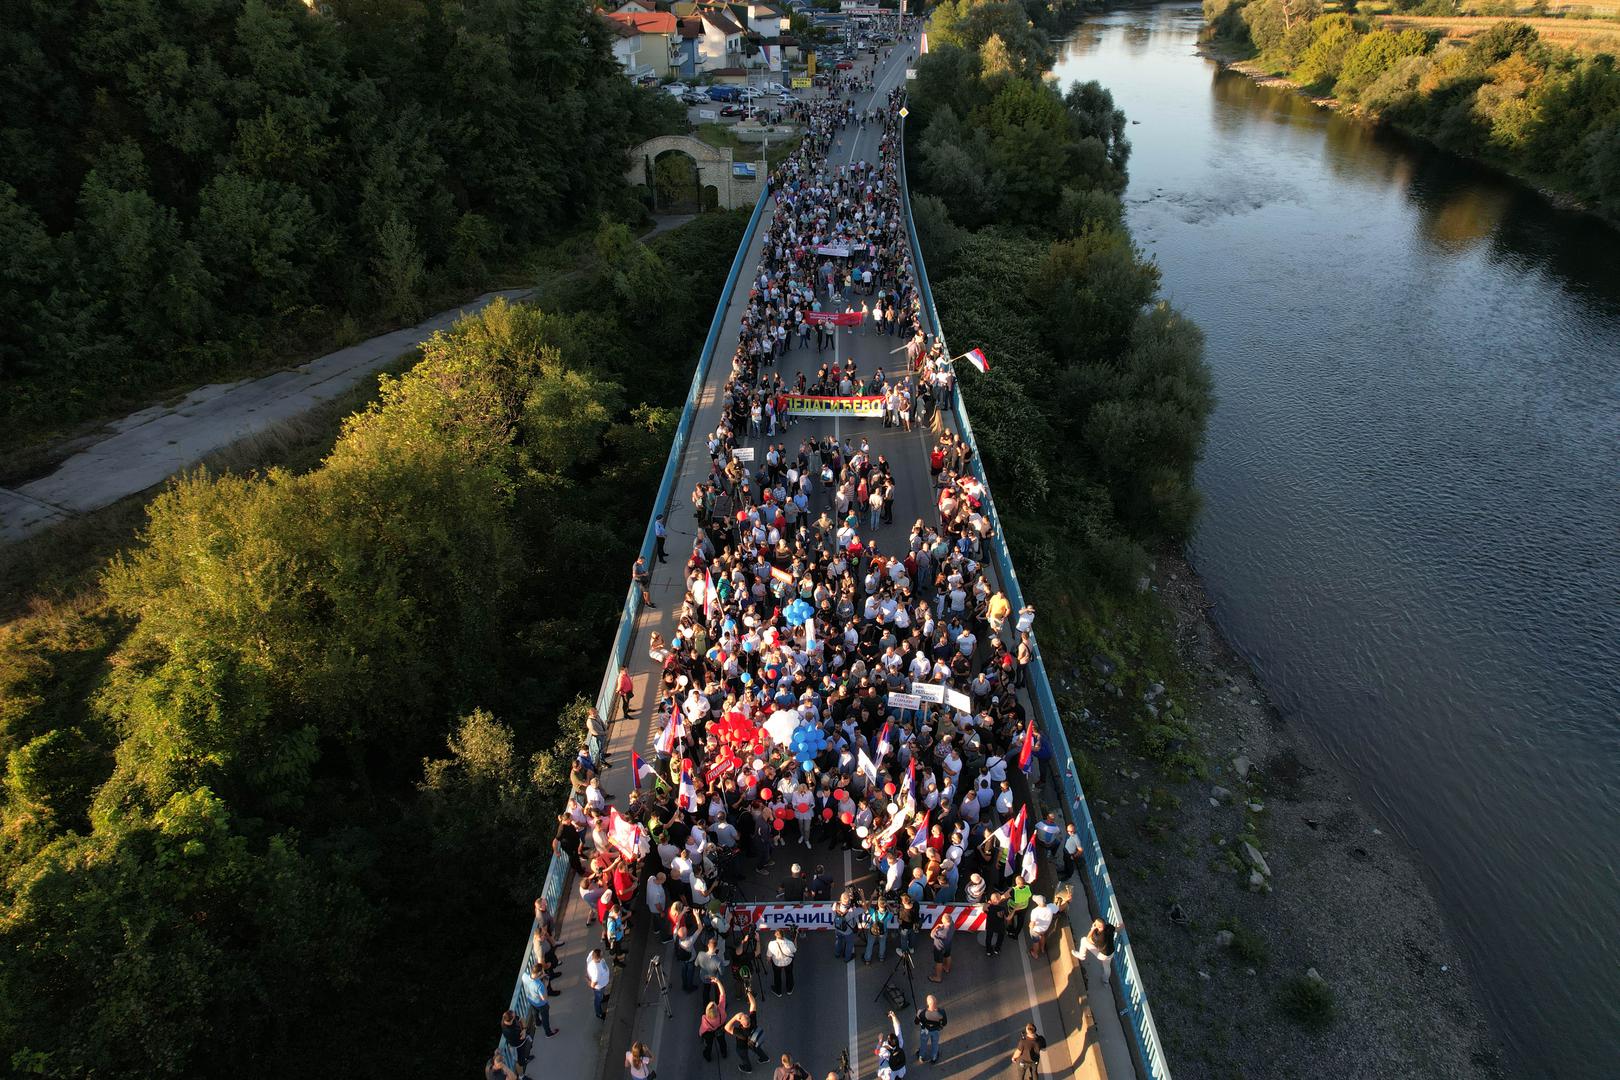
[760,82,792,96]
[719,103,749,117]
[682,91,708,105]
[835,60,853,70]
[707,84,745,102]
[664,82,690,97]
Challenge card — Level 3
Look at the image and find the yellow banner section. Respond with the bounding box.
[792,76,812,89]
[785,394,884,418]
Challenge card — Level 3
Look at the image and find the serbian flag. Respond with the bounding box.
[875,722,892,766]
[654,712,682,756]
[920,30,929,54]
[677,765,697,811]
[631,750,646,789]
[704,567,716,621]
[1003,804,1027,875]
[961,347,989,374]
[907,757,917,801]
[907,808,930,851]
[1017,718,1036,772]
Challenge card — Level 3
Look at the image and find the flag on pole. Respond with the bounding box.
[1017,718,1036,772]
[677,765,697,811]
[920,30,929,54]
[654,711,682,756]
[1003,804,1027,875]
[875,722,892,767]
[960,347,989,374]
[704,567,716,621]
[631,750,646,790]
[907,757,917,801]
[907,808,931,851]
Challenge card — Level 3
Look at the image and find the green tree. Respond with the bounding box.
[371,212,426,321]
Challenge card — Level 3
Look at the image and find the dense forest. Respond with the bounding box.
[1203,1,1620,217]
[908,0,1215,620]
[0,0,683,447]
[0,182,748,1074]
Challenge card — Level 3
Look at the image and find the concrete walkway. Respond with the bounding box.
[0,289,533,544]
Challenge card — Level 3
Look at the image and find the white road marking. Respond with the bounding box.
[845,848,859,1080]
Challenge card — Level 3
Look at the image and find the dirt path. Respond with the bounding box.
[0,289,533,544]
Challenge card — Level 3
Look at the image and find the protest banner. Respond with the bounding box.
[785,394,884,418]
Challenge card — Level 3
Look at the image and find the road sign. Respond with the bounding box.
[898,106,909,118]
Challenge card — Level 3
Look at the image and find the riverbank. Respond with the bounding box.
[1058,550,1506,1079]
[1193,33,1618,228]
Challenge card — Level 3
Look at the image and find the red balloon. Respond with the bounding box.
[822,808,835,821]
[759,787,773,801]
[835,788,848,801]
[773,819,786,831]
[884,782,897,796]
[776,806,792,820]
[840,811,855,825]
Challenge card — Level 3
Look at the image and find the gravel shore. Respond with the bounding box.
[1057,550,1507,1080]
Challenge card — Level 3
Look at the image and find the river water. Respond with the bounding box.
[1052,6,1620,1077]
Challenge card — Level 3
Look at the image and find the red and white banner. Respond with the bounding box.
[803,310,864,326]
[726,901,987,933]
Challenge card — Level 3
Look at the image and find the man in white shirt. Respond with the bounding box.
[586,948,612,1019]
[767,929,798,996]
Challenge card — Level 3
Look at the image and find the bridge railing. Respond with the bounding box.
[896,100,1172,1080]
[494,189,773,1071]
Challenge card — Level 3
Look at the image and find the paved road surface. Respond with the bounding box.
[0,288,533,544]
[527,42,1129,1080]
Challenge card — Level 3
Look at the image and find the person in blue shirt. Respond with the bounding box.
[863,897,892,963]
[519,961,560,1038]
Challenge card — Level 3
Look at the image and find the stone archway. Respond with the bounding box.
[652,147,702,213]
[626,135,765,210]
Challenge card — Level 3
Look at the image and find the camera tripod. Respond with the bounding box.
[643,954,672,1018]
[873,947,916,1008]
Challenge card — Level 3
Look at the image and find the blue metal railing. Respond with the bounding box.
[897,104,1172,1080]
[494,190,773,1070]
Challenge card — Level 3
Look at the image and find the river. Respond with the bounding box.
[1051,6,1620,1078]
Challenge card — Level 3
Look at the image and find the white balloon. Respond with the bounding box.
[856,826,870,838]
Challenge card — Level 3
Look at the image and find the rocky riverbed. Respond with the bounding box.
[1058,552,1506,1080]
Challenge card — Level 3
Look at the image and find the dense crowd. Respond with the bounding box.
[492,35,1115,1080]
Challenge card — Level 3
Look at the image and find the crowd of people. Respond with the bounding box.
[490,28,1114,1080]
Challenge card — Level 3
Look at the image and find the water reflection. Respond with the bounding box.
[1055,7,1620,1079]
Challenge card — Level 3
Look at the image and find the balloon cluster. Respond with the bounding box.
[788,723,827,770]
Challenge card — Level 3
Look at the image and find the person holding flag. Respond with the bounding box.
[1017,717,1036,774]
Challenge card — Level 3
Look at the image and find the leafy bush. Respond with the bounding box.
[1276,973,1338,1029]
